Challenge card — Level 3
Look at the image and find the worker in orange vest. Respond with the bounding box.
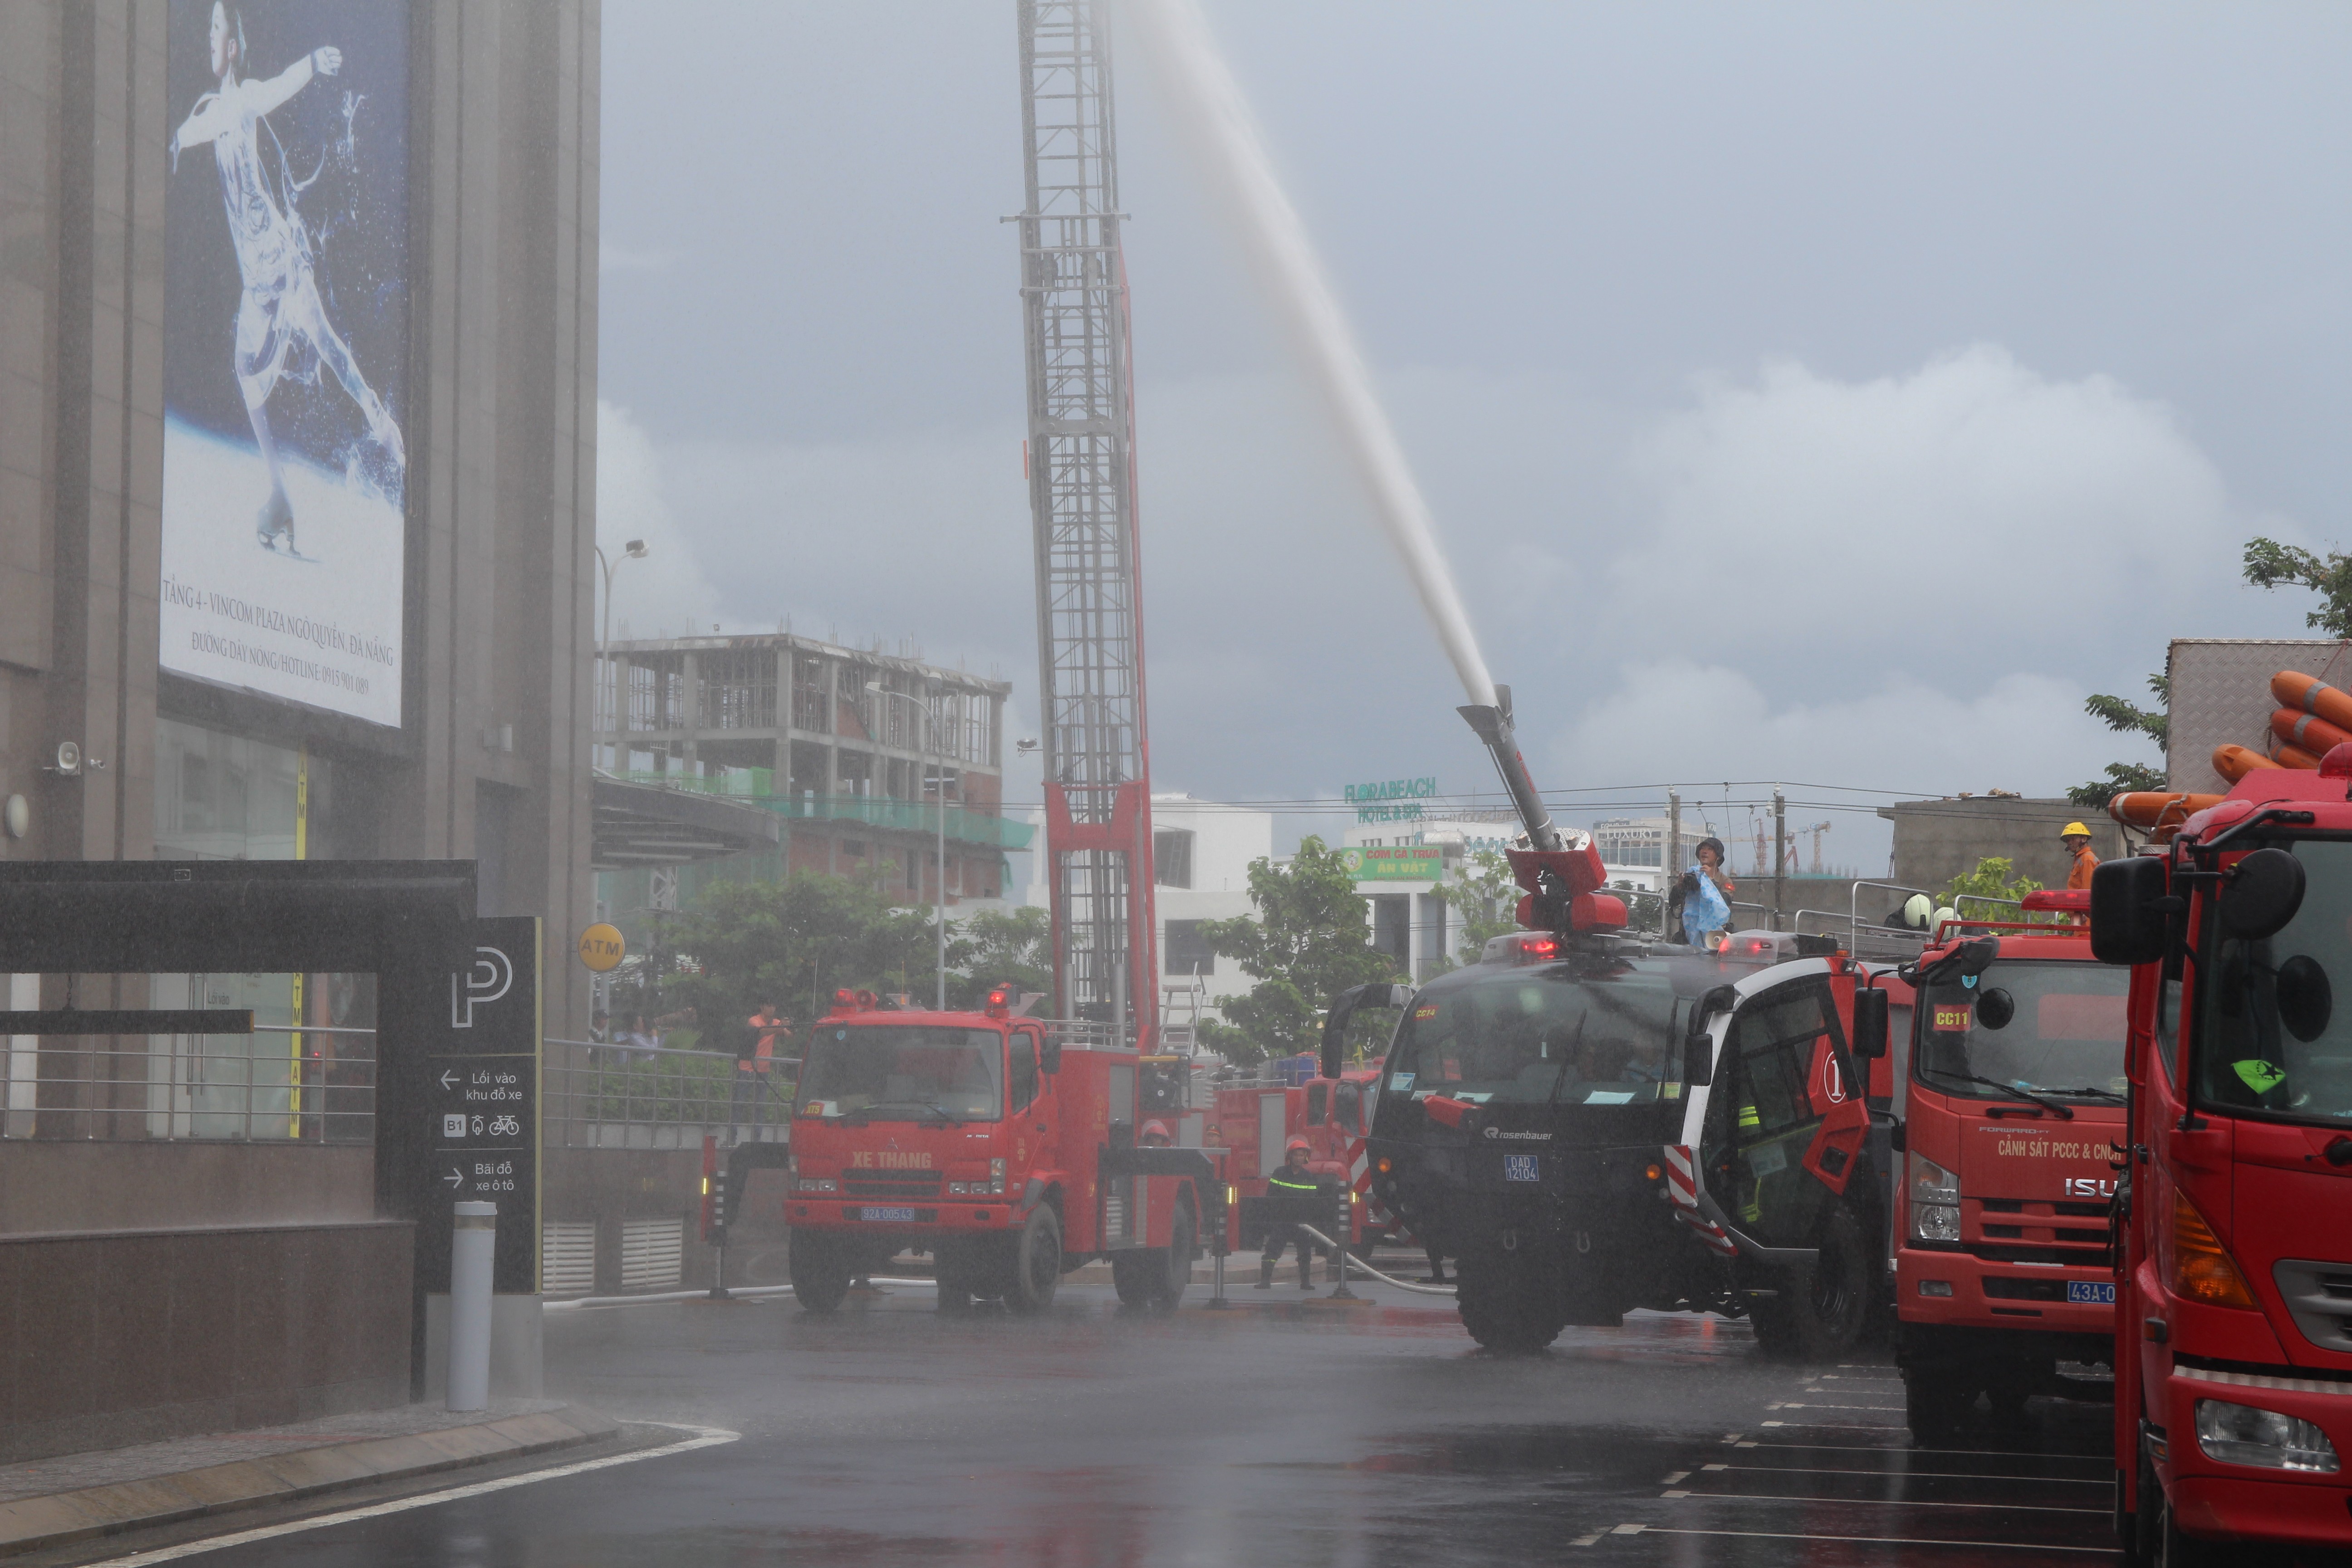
[2062,823,2100,889]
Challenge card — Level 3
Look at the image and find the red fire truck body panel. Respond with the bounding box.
[2105,767,2352,1556]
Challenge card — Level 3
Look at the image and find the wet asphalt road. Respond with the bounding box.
[83,1274,2120,1567]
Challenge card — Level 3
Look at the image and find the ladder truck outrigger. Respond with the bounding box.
[1358,688,1902,1354]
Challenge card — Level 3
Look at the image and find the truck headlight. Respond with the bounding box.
[803,1177,837,1194]
[1910,1154,1960,1241]
[2195,1400,2341,1472]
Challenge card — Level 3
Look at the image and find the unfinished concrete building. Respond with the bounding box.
[592,634,1025,906]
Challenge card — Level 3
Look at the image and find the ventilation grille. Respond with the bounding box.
[621,1217,685,1290]
[543,1221,596,1296]
[2274,1259,2352,1353]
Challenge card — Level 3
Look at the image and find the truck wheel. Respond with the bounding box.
[1110,1251,1156,1308]
[1455,1248,1568,1354]
[1003,1205,1063,1315]
[1751,1204,1872,1360]
[1902,1366,1972,1444]
[789,1231,852,1315]
[1152,1200,1197,1309]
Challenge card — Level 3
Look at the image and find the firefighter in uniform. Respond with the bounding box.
[1138,1120,1173,1148]
[2062,822,2099,926]
[1260,1137,1333,1290]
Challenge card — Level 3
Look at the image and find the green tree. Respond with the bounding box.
[1939,856,2059,926]
[664,870,937,1045]
[1432,848,1520,970]
[2069,671,2169,808]
[1199,836,1397,1065]
[2244,536,2352,638]
[945,905,1053,1009]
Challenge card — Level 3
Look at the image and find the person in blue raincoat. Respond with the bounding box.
[1676,837,1737,948]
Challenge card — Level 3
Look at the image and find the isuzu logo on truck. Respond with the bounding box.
[2062,1176,2115,1199]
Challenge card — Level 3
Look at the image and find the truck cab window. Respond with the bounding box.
[1009,1030,1039,1113]
[2195,839,2352,1124]
[1307,1083,1328,1124]
[1335,1083,1363,1133]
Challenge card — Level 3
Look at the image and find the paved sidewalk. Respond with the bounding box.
[0,1401,616,1556]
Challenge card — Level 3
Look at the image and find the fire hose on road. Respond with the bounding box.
[1297,1225,1457,1297]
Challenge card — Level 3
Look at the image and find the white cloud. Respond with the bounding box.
[1597,344,2264,674]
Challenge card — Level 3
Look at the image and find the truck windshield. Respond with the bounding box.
[1916,960,2128,1102]
[1384,970,1679,1107]
[2195,838,2352,1127]
[794,1024,1004,1122]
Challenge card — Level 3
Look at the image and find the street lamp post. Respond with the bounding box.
[592,539,650,770]
[593,538,649,653]
[868,681,951,1010]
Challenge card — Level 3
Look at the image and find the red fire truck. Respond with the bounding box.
[783,990,1223,1313]
[2096,759,2352,1563]
[1890,898,2132,1440]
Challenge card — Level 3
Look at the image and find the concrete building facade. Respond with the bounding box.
[589,633,1023,913]
[0,0,602,1460]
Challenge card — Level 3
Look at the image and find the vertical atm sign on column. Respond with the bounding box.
[431,916,540,1293]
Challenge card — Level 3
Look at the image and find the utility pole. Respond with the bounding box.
[1772,788,1787,932]
[1016,0,1158,1044]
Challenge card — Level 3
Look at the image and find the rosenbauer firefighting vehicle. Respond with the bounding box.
[2093,755,2352,1563]
[1354,690,1905,1354]
[781,988,1223,1313]
[1887,901,2132,1440]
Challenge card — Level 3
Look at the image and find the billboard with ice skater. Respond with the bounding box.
[162,0,408,728]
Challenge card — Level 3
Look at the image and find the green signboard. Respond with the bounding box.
[1340,844,1448,882]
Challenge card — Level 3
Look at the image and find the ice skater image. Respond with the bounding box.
[169,1,404,559]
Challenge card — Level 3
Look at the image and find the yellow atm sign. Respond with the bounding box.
[576,923,626,973]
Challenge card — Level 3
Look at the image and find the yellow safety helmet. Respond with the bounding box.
[2061,822,2092,839]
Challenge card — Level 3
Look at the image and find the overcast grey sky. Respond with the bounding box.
[596,1,2351,872]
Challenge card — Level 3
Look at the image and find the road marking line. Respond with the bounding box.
[78,1423,741,1566]
[1735,1440,2108,1467]
[1623,1525,2109,1553]
[1570,1532,1604,1547]
[1777,1402,1906,1411]
[1609,1523,1646,1534]
[1667,1489,2102,1515]
[1758,1420,1905,1431]
[1661,1489,1690,1499]
[1709,1463,2111,1485]
[1660,1471,1689,1484]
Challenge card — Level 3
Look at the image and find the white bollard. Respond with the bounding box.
[448,1201,496,1411]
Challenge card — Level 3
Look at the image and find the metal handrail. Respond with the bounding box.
[543,1037,790,1148]
[1,1034,375,1143]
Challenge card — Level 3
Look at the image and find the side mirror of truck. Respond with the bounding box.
[1039,1035,1061,1075]
[1320,982,1414,1081]
[1683,985,1735,1087]
[2222,847,2306,941]
[2090,856,2170,966]
[1850,985,1889,1060]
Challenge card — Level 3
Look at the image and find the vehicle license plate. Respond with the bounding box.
[1503,1155,1540,1183]
[862,1206,917,1222]
[2067,1280,2116,1305]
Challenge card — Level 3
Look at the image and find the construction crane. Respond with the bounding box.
[1015,0,1158,1044]
[1804,822,1831,875]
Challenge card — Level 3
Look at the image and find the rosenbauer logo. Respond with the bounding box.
[1483,1128,1553,1142]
